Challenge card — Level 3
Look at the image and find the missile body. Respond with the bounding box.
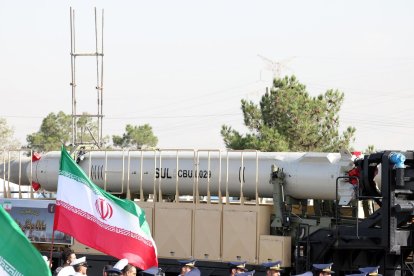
[0,150,355,200]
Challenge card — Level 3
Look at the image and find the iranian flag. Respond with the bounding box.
[0,206,52,276]
[53,147,158,270]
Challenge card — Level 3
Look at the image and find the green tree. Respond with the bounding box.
[75,113,99,145]
[26,111,98,152]
[364,145,376,154]
[112,124,158,149]
[0,118,21,159]
[221,75,356,152]
[26,111,71,152]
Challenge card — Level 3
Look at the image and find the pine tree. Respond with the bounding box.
[221,75,355,152]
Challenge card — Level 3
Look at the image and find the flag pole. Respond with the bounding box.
[48,145,63,268]
[49,230,56,269]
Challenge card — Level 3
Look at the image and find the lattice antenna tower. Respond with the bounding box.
[257,54,295,80]
[70,7,104,149]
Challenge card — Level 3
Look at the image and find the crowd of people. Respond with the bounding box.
[170,259,381,276]
[48,248,382,276]
[50,249,140,276]
[225,261,382,276]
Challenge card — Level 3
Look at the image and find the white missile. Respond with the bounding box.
[0,150,356,201]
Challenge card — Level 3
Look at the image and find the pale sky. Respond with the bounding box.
[1,0,413,151]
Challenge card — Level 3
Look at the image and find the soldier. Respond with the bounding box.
[70,256,89,276]
[262,261,284,276]
[178,259,198,276]
[312,263,335,276]
[184,267,200,276]
[56,266,76,276]
[43,256,52,269]
[229,261,248,276]
[139,267,165,276]
[105,267,122,276]
[105,259,128,276]
[292,272,313,276]
[122,264,137,276]
[54,248,77,276]
[103,265,113,276]
[358,266,382,276]
[236,270,255,276]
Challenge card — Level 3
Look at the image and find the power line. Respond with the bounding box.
[0,113,242,120]
[295,55,414,61]
[106,113,241,120]
[131,80,261,115]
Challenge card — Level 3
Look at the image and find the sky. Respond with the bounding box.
[0,0,413,151]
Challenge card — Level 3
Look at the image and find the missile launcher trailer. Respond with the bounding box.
[1,149,413,275]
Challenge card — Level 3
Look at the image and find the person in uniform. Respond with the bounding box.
[184,267,201,276]
[42,256,52,269]
[292,272,313,276]
[229,261,248,276]
[71,256,88,276]
[312,263,335,276]
[105,268,122,276]
[54,248,77,276]
[139,267,165,276]
[56,266,76,276]
[122,264,138,276]
[103,265,113,276]
[178,259,197,276]
[236,270,255,276]
[262,261,284,276]
[105,259,128,276]
[358,266,382,276]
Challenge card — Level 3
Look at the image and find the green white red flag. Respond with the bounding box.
[0,206,52,276]
[53,147,158,270]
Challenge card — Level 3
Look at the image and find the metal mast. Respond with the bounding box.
[70,7,104,149]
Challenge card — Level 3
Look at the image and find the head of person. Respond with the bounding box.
[262,261,283,276]
[105,268,122,276]
[42,256,51,268]
[292,272,313,276]
[122,264,137,276]
[236,270,255,276]
[103,264,114,276]
[61,248,76,267]
[140,267,163,276]
[106,259,128,276]
[184,267,201,276]
[359,266,382,276]
[107,272,122,276]
[229,261,247,275]
[71,256,88,275]
[312,263,335,276]
[178,259,196,275]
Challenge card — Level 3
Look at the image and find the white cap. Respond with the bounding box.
[113,258,129,270]
[57,266,76,276]
[70,256,87,266]
[42,256,48,263]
